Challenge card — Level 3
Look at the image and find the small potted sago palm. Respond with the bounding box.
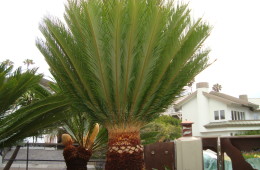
[62,123,102,170]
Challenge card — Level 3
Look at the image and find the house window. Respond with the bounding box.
[237,112,241,120]
[241,112,245,120]
[231,110,245,120]
[254,113,258,120]
[214,111,219,120]
[220,110,225,119]
[214,110,225,120]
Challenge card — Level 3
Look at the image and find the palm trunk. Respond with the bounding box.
[105,129,144,170]
[4,146,21,170]
[63,145,92,170]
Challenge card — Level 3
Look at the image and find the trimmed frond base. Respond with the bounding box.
[105,130,144,170]
[63,145,92,170]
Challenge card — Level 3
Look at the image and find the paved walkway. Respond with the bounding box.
[0,147,96,170]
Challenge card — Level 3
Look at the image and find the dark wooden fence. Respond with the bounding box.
[143,136,260,170]
[144,142,175,170]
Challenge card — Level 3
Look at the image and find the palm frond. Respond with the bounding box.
[0,64,42,116]
[62,111,108,153]
[0,95,71,147]
[37,0,212,129]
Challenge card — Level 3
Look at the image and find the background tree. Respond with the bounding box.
[2,59,14,67]
[23,59,35,70]
[35,0,212,169]
[141,115,181,145]
[212,83,222,92]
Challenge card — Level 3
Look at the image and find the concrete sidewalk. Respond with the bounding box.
[0,163,96,170]
[0,163,66,170]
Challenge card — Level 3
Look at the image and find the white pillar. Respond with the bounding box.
[176,137,203,170]
[0,155,2,166]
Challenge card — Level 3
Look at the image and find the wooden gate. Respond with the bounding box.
[144,142,175,170]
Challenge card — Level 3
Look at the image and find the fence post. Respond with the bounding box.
[217,137,223,170]
[0,149,2,166]
[26,142,29,170]
[176,137,203,170]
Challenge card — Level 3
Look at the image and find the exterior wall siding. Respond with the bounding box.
[181,97,199,136]
[196,88,210,135]
[208,98,227,122]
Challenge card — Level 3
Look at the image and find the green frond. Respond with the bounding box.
[0,64,42,116]
[0,95,71,147]
[37,0,212,128]
[62,112,108,153]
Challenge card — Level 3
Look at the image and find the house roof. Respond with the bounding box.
[208,91,258,109]
[204,120,260,128]
[174,90,259,110]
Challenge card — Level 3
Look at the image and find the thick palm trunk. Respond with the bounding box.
[105,130,144,170]
[63,145,92,170]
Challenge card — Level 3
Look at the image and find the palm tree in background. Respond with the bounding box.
[23,59,35,70]
[2,59,14,67]
[212,83,222,92]
[36,0,212,169]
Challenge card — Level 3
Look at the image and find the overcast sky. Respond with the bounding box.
[1,0,260,98]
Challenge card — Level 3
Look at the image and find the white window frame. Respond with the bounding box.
[214,110,225,121]
[231,110,245,120]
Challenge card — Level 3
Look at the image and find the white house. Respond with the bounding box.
[173,82,260,136]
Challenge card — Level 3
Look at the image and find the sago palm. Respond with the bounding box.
[0,63,71,147]
[36,0,211,169]
[62,118,107,170]
[48,83,108,169]
[62,113,108,154]
[0,63,42,118]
